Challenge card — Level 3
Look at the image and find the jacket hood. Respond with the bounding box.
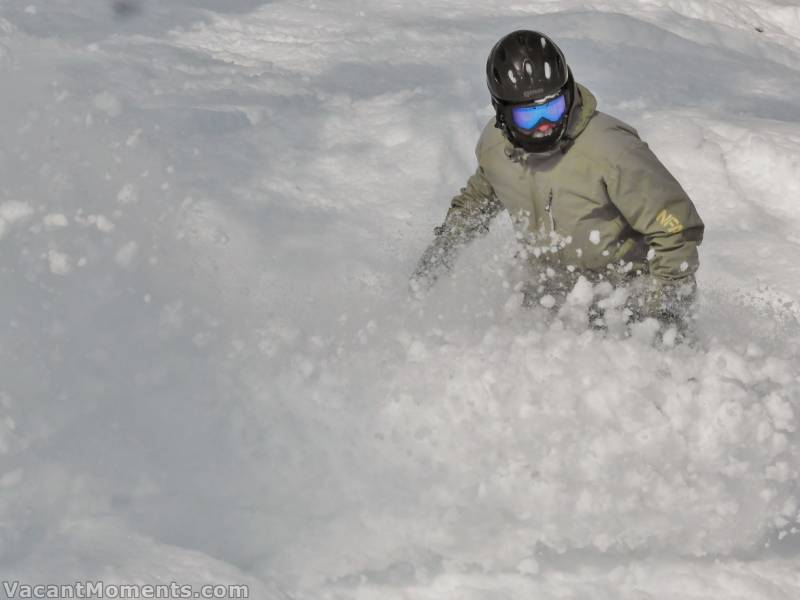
[565,82,597,141]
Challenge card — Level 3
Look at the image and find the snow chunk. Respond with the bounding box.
[115,241,139,268]
[125,129,142,147]
[766,394,795,432]
[43,213,69,229]
[117,183,139,204]
[0,200,34,224]
[539,294,556,308]
[661,326,678,347]
[94,215,115,232]
[629,317,660,344]
[517,557,539,575]
[93,92,123,118]
[589,229,601,245]
[566,276,594,307]
[48,249,72,275]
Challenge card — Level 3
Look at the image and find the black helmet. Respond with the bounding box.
[486,31,573,153]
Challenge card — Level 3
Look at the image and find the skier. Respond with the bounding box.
[411,30,704,333]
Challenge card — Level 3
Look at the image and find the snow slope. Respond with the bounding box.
[1,0,800,598]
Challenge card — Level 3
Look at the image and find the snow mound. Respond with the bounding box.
[255,281,800,587]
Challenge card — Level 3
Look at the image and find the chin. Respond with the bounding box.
[514,134,562,154]
[511,122,567,154]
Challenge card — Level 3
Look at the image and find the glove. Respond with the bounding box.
[639,276,697,335]
[409,205,495,299]
[408,226,458,298]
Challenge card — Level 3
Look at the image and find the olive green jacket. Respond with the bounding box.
[416,83,704,287]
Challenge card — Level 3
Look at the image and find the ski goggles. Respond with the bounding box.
[510,94,567,130]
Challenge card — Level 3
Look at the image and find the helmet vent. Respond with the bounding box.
[497,47,507,62]
[544,62,552,79]
[524,61,533,76]
[492,68,502,84]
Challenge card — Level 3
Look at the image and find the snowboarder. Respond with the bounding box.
[411,30,704,332]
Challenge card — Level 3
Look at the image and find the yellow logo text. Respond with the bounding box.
[656,209,683,234]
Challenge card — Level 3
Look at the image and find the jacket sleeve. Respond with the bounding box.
[441,165,501,236]
[412,165,501,283]
[605,139,704,282]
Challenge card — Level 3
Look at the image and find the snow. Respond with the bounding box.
[93,214,115,232]
[1,0,800,598]
[0,201,34,224]
[540,294,557,308]
[92,91,123,118]
[47,249,72,275]
[116,183,139,204]
[43,213,69,229]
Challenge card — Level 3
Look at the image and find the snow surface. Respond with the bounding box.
[1,0,800,598]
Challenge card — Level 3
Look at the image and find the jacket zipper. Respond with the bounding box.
[545,189,556,232]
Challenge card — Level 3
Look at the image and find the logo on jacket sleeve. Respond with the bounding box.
[656,209,684,234]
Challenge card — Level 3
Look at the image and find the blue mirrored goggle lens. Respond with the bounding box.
[511,95,567,130]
